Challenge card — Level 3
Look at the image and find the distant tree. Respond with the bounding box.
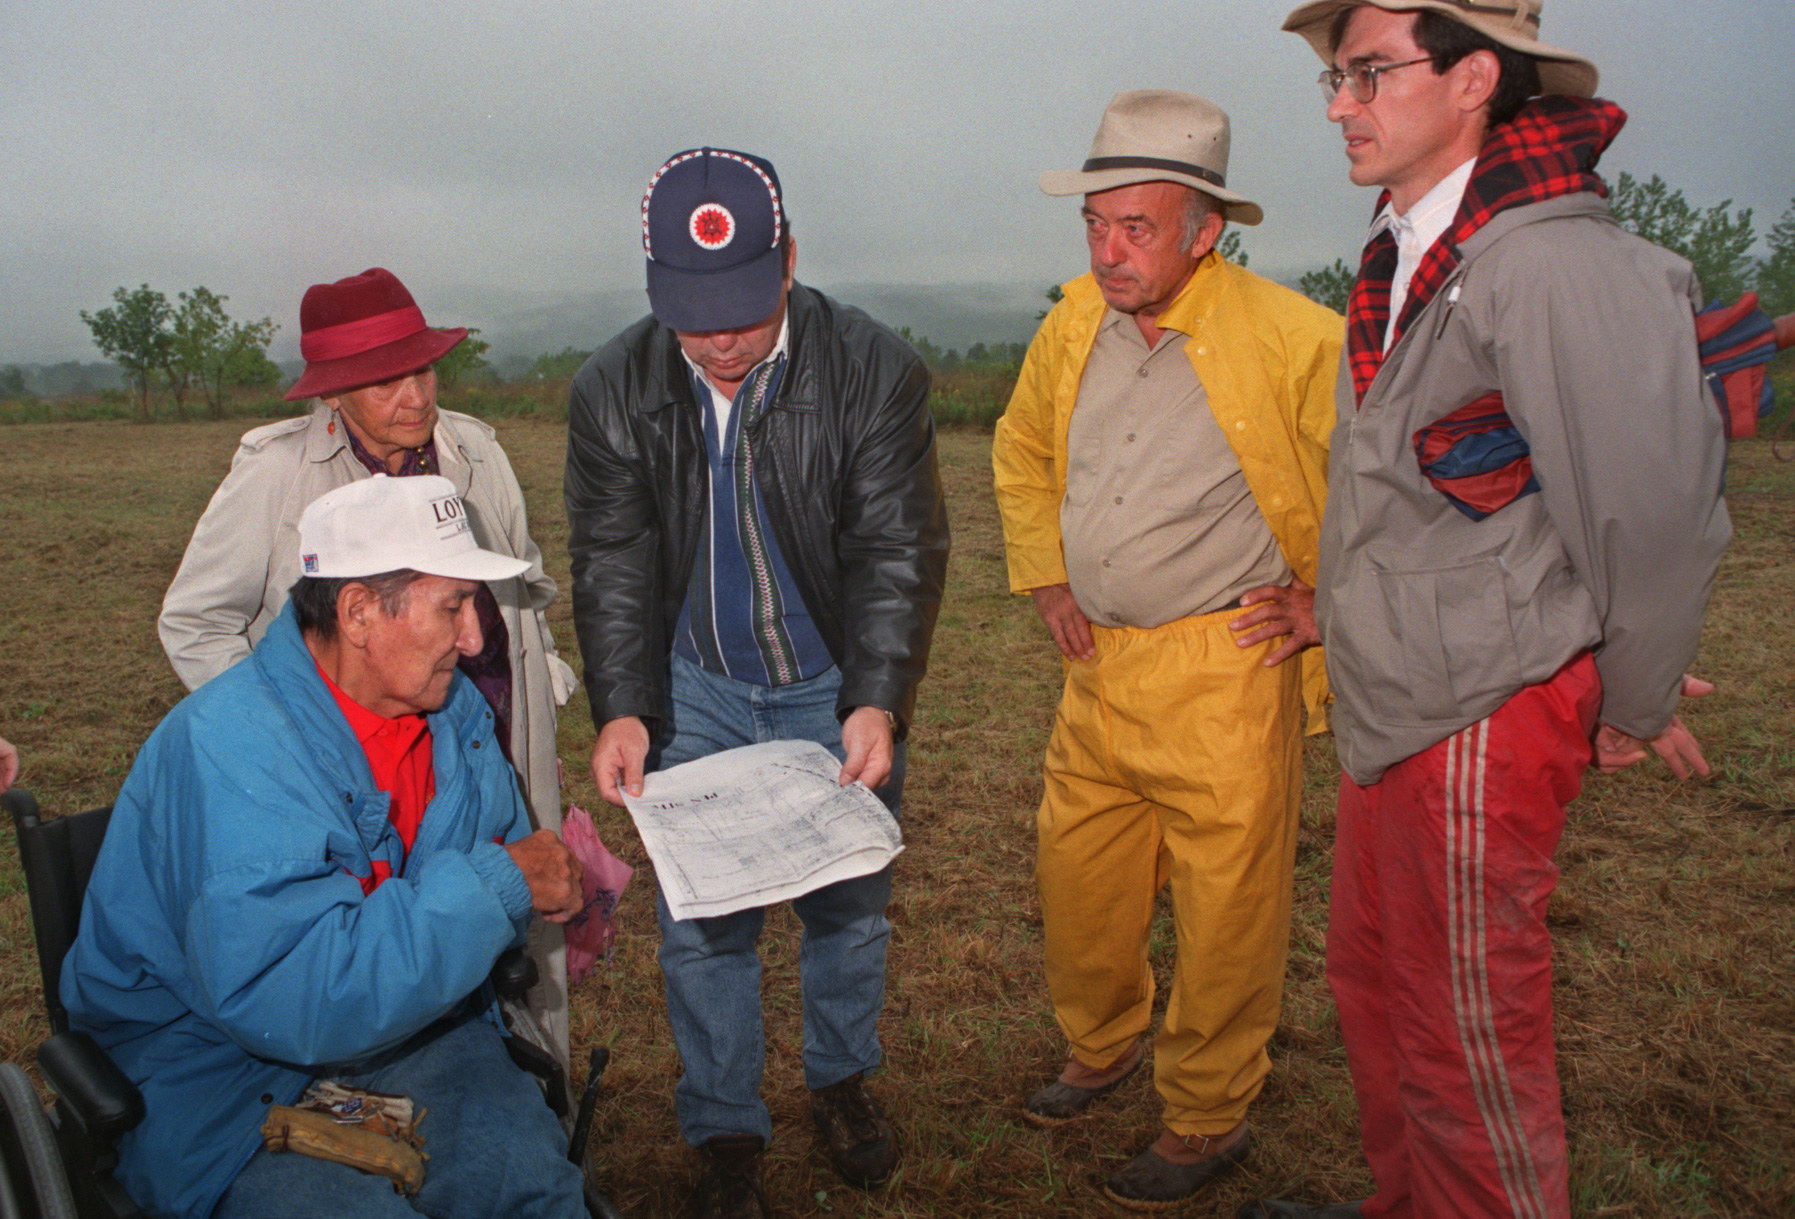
[1217,229,1248,267]
[1299,258,1356,315]
[1037,284,1065,321]
[81,284,173,418]
[167,287,234,418]
[205,315,281,411]
[435,328,491,388]
[0,365,29,400]
[1608,172,1757,305]
[1755,198,1795,319]
[897,326,947,368]
[527,346,593,381]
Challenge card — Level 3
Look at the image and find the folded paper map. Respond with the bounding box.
[621,739,903,920]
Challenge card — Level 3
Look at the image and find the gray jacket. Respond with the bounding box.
[157,403,577,1064]
[1317,193,1731,784]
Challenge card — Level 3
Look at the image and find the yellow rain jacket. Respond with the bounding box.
[992,253,1342,731]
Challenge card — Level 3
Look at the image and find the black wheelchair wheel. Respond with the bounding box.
[0,1063,75,1219]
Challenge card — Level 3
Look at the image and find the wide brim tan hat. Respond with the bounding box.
[1040,90,1264,226]
[1281,0,1598,98]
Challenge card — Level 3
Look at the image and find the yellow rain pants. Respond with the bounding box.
[1036,605,1303,1137]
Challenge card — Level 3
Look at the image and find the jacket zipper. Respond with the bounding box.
[1433,278,1466,340]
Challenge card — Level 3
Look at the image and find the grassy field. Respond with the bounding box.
[1,414,1791,1217]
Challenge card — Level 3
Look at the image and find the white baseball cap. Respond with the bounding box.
[297,475,532,582]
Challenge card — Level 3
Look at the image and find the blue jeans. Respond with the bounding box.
[652,655,905,1146]
[213,1012,586,1219]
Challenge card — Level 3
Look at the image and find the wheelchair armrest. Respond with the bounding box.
[503,1033,571,1121]
[38,1030,145,1144]
[490,945,539,1002]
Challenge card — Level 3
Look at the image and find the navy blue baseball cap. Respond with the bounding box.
[642,147,788,332]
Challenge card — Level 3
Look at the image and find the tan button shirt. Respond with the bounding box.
[1060,308,1292,628]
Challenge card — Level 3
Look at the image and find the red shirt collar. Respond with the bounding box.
[314,660,431,756]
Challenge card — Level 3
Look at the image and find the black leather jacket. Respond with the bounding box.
[564,284,949,735]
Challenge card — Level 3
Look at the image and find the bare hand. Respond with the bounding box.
[591,716,650,805]
[839,706,895,790]
[1030,583,1095,661]
[1593,674,1714,779]
[1229,577,1319,667]
[503,829,584,924]
[0,737,16,791]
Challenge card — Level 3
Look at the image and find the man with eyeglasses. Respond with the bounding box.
[1241,3,1731,1217]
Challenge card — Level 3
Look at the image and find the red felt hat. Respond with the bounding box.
[283,267,467,401]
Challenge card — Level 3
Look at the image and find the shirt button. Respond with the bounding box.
[1102,559,1112,568]
[1195,346,1208,356]
[1137,367,1149,378]
[1271,495,1284,507]
[1235,420,1247,431]
[1113,496,1124,505]
[1126,433,1136,442]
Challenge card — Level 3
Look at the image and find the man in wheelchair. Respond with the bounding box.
[60,474,591,1219]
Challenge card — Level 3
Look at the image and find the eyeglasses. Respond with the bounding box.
[1318,56,1433,104]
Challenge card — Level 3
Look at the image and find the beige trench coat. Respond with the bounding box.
[158,402,576,1071]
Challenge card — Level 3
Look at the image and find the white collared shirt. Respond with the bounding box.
[1372,157,1476,352]
[681,313,791,438]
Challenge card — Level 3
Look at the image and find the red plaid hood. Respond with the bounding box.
[1346,95,1629,405]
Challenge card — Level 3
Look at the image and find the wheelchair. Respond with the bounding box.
[0,787,624,1219]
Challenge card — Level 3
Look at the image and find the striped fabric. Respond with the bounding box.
[1696,292,1778,439]
[1412,391,1539,521]
[1443,718,1552,1219]
[673,356,832,688]
[1329,654,1598,1216]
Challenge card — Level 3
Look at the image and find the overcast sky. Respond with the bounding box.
[5,0,1791,362]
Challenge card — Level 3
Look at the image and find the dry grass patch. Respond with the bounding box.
[1,416,1790,1216]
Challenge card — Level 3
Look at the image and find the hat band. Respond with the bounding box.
[1440,0,1540,30]
[301,305,428,362]
[1081,156,1226,190]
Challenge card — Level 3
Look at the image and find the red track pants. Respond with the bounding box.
[1329,655,1600,1219]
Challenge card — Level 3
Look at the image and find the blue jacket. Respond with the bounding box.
[62,604,535,1219]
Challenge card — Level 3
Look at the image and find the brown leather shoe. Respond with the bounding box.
[809,1073,899,1187]
[1103,1125,1251,1211]
[687,1134,770,1219]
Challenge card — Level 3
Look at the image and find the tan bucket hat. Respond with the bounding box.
[1281,0,1598,98]
[1040,90,1264,226]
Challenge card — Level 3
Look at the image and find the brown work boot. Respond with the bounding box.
[1022,1039,1145,1127]
[688,1134,770,1219]
[809,1072,899,1186]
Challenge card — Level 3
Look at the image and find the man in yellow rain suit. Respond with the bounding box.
[993,90,1342,1211]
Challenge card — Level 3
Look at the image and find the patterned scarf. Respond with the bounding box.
[1346,94,1628,404]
